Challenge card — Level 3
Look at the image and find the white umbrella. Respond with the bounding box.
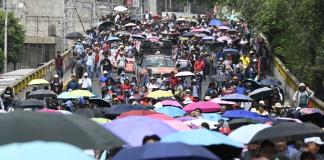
[176,18,186,22]
[175,71,195,77]
[114,6,127,12]
[211,98,236,105]
[124,23,137,27]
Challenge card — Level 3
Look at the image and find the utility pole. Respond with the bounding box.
[3,0,8,73]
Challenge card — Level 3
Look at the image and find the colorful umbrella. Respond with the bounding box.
[0,141,95,160]
[160,100,182,108]
[146,113,175,120]
[67,90,95,98]
[57,92,77,99]
[91,118,111,124]
[28,79,49,86]
[37,108,61,114]
[164,120,191,131]
[147,90,173,99]
[202,36,215,41]
[221,93,253,102]
[223,48,239,54]
[156,107,186,117]
[216,36,230,42]
[184,101,221,113]
[118,110,159,118]
[228,124,271,144]
[218,26,230,30]
[104,104,150,116]
[183,119,218,129]
[175,71,195,77]
[103,116,177,146]
[211,98,236,105]
[300,108,324,115]
[249,87,273,100]
[223,109,267,121]
[209,19,223,27]
[202,113,228,122]
[113,142,220,160]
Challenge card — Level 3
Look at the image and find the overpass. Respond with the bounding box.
[1,45,324,109]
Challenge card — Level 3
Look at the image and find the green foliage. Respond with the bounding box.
[0,11,25,71]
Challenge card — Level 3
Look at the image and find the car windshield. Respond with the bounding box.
[143,56,175,67]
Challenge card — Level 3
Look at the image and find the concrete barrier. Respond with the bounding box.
[0,49,73,99]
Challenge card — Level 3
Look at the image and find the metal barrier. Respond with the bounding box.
[5,49,72,96]
[272,55,324,109]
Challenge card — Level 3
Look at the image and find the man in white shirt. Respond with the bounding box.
[85,51,95,79]
[79,72,92,91]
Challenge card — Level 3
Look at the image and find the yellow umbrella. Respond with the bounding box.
[28,79,49,86]
[147,90,174,99]
[91,118,111,124]
[67,90,95,98]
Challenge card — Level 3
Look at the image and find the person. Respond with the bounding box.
[66,75,79,91]
[240,52,250,70]
[257,104,269,116]
[300,152,316,160]
[275,141,300,160]
[1,87,14,111]
[72,55,84,80]
[74,39,84,56]
[259,140,276,160]
[54,51,64,78]
[168,72,179,89]
[293,83,314,108]
[194,56,205,77]
[79,72,92,91]
[146,77,159,93]
[302,137,324,159]
[116,51,128,76]
[85,50,95,79]
[142,135,161,144]
[50,74,63,94]
[100,54,113,74]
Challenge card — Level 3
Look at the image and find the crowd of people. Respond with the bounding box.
[0,8,321,160]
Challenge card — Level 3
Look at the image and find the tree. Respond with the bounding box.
[0,11,25,72]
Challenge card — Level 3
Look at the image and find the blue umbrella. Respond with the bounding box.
[260,79,282,86]
[0,141,94,160]
[202,36,215,41]
[162,129,243,159]
[223,48,239,54]
[221,93,253,102]
[104,104,150,115]
[209,19,223,27]
[228,124,271,144]
[155,107,186,117]
[182,32,195,37]
[223,109,269,122]
[113,142,220,160]
[202,113,228,122]
[107,36,121,41]
[103,116,177,146]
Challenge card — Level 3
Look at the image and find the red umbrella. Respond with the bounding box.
[152,14,161,19]
[118,110,159,119]
[184,101,221,113]
[146,114,175,120]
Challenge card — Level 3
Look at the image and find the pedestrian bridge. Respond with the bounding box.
[1,47,324,109]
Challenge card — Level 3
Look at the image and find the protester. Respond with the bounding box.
[54,51,64,78]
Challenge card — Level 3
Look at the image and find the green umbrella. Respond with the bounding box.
[0,111,124,149]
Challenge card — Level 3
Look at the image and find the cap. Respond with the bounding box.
[259,100,265,105]
[204,96,211,101]
[185,89,191,93]
[54,74,59,78]
[121,71,125,75]
[150,77,156,80]
[131,82,136,86]
[299,83,306,87]
[103,70,108,74]
[274,102,283,108]
[83,72,88,77]
[304,137,324,145]
[233,76,238,80]
[129,96,135,100]
[183,97,193,104]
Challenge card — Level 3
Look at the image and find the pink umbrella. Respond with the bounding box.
[192,28,204,32]
[164,120,191,131]
[183,101,221,113]
[37,108,62,114]
[146,114,176,120]
[217,36,230,42]
[147,36,160,42]
[161,100,182,108]
[211,98,236,105]
[300,108,324,115]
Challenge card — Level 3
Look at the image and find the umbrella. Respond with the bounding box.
[146,113,175,120]
[28,79,49,86]
[103,116,177,146]
[223,48,239,54]
[57,92,77,99]
[228,118,260,130]
[89,98,111,108]
[223,109,269,122]
[14,99,44,108]
[114,6,127,12]
[183,119,218,129]
[218,26,230,30]
[202,113,228,122]
[209,19,223,27]
[0,111,124,149]
[300,108,324,115]
[98,21,114,28]
[243,79,262,90]
[211,98,236,105]
[91,118,111,124]
[67,90,95,98]
[124,23,137,27]
[131,34,145,39]
[194,33,207,38]
[184,102,221,113]
[37,108,61,114]
[113,142,219,160]
[259,79,282,86]
[27,89,57,100]
[65,32,84,40]
[299,113,324,128]
[118,110,159,118]
[250,122,324,143]
[74,108,97,118]
[160,100,182,108]
[107,36,121,42]
[0,141,95,160]
[169,31,181,36]
[104,104,150,116]
[176,18,186,21]
[147,36,160,42]
[227,29,237,34]
[147,90,174,99]
[115,31,130,36]
[152,14,161,19]
[176,116,196,122]
[210,74,230,82]
[156,106,186,117]
[249,87,273,100]
[216,36,231,42]
[228,124,271,144]
[182,32,195,37]
[162,129,243,159]
[202,36,215,41]
[221,93,253,102]
[175,71,195,77]
[164,120,191,131]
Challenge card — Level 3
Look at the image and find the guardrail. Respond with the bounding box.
[272,55,324,109]
[3,49,73,96]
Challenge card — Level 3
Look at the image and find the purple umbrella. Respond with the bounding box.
[103,116,177,146]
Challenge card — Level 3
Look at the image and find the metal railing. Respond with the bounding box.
[1,49,73,96]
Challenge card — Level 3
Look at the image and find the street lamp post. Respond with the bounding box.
[3,0,8,73]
